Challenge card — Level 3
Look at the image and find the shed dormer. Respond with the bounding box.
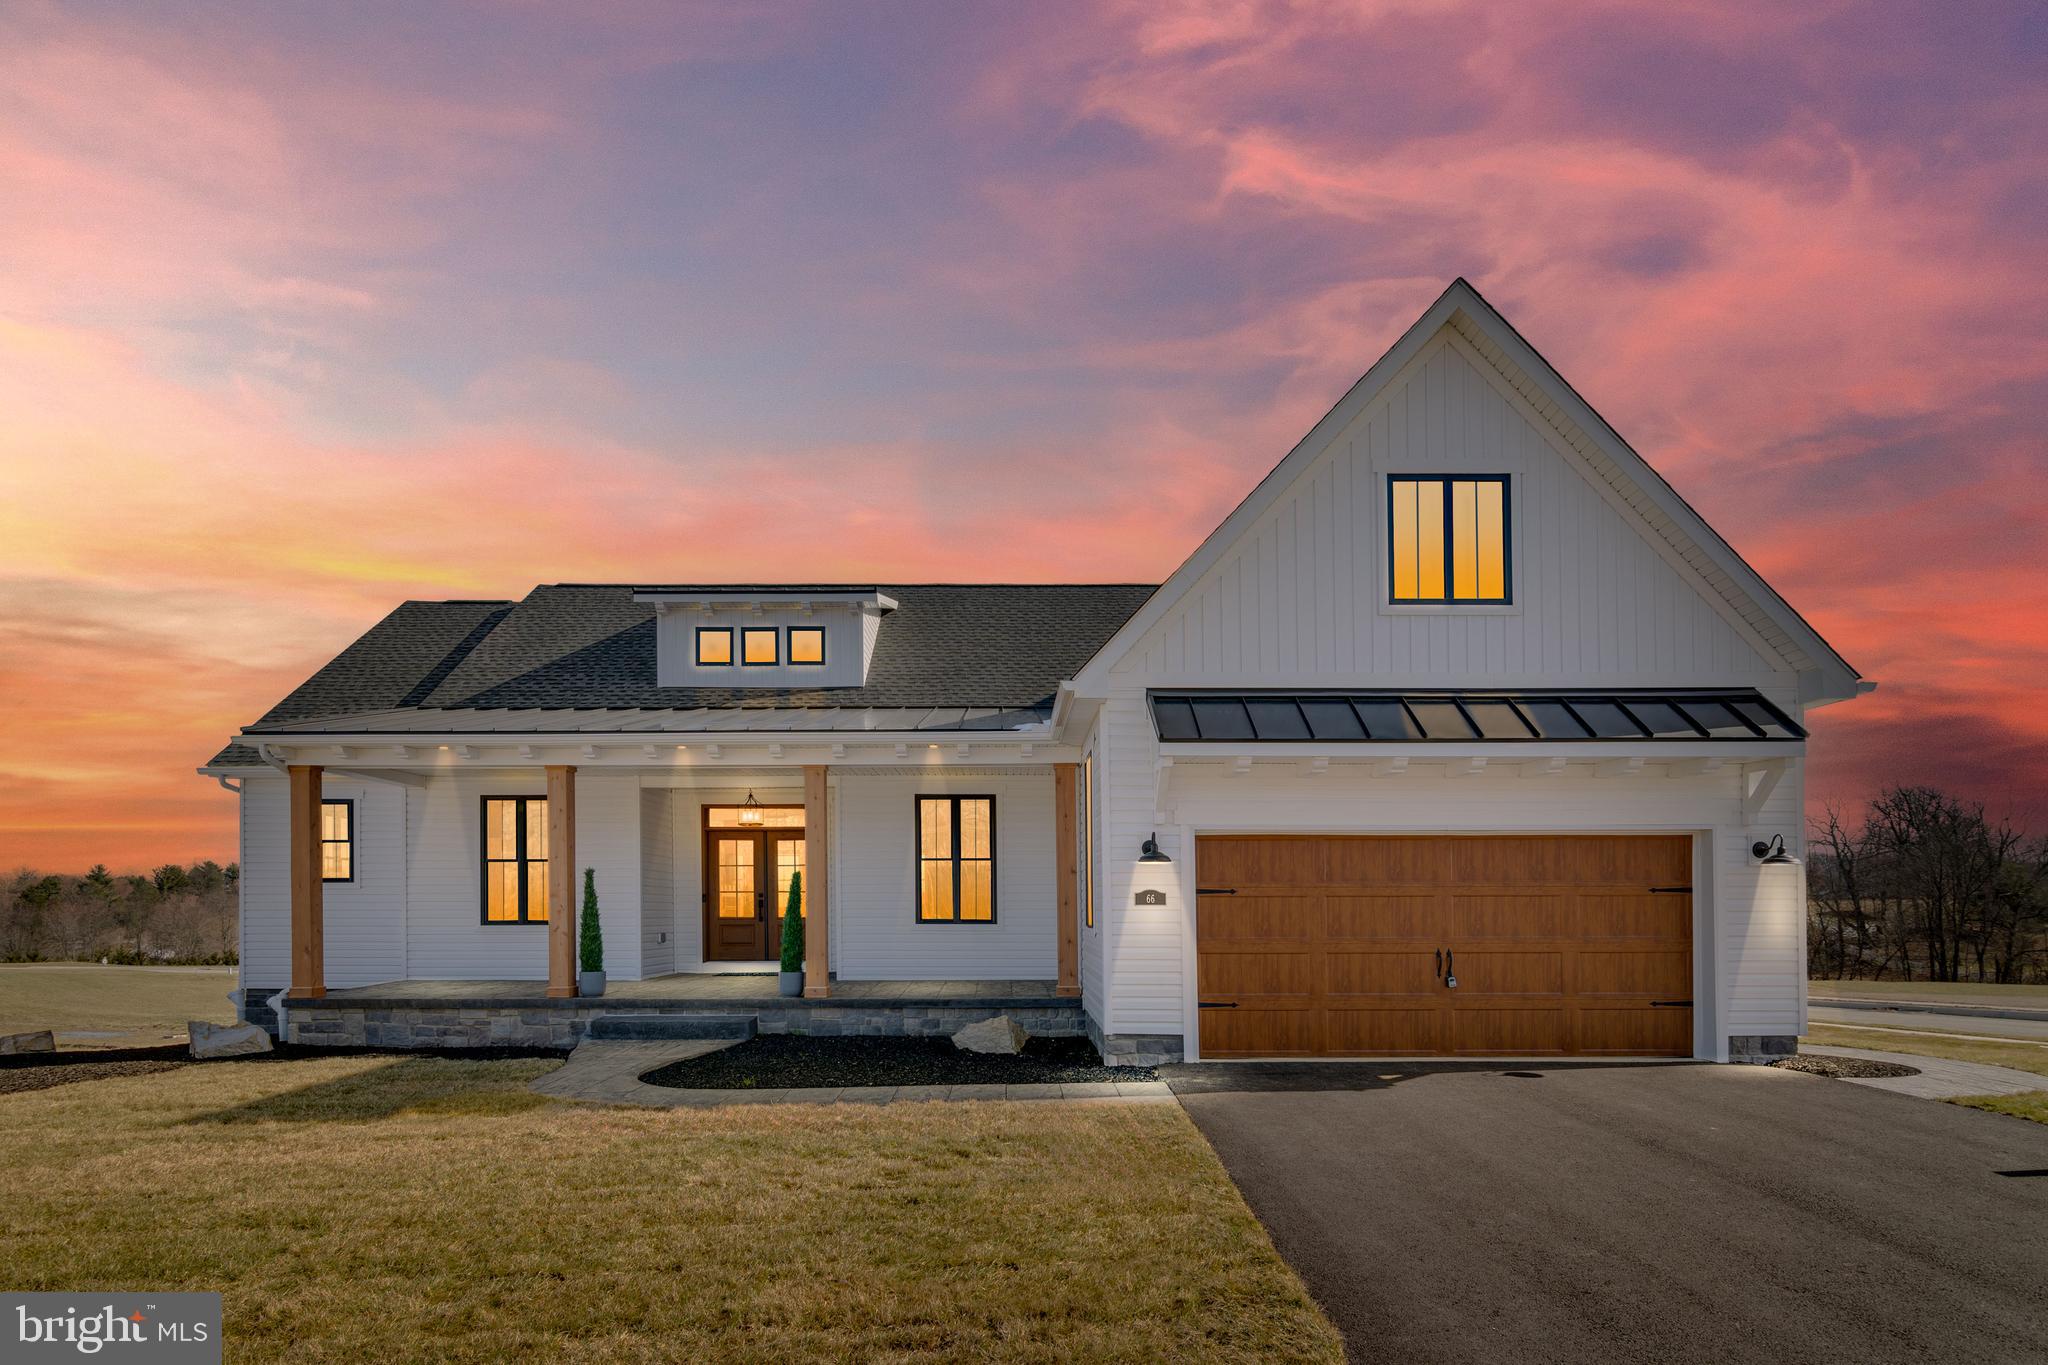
[633,587,897,688]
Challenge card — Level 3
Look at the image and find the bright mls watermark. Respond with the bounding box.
[5,1294,220,1363]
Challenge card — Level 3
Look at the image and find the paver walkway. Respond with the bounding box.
[528,1039,1174,1107]
[1800,1044,2045,1099]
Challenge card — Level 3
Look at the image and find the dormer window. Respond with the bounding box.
[696,627,733,666]
[637,588,896,688]
[1389,474,1510,604]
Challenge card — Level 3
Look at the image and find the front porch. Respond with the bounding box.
[268,975,1086,1049]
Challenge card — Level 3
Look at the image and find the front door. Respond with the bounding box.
[703,817,807,961]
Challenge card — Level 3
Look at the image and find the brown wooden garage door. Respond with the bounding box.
[1196,835,1693,1058]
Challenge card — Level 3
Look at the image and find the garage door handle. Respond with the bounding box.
[1435,948,1442,978]
[1197,887,1237,895]
[1198,1001,1238,1009]
[1651,1000,1693,1007]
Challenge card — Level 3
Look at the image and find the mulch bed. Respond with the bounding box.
[640,1034,1155,1089]
[1774,1054,1921,1080]
[0,1042,571,1097]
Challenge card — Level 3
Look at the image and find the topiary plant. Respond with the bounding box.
[779,870,804,973]
[580,868,603,973]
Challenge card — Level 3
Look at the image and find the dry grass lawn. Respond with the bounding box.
[0,1055,1343,1363]
[1804,1022,2048,1129]
[1807,980,2048,1007]
[0,963,238,1046]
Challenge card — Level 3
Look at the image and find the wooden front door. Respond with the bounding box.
[1196,835,1693,1059]
[703,826,807,961]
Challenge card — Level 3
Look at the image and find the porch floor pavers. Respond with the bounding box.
[530,1041,1173,1108]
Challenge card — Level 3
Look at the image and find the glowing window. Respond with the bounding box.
[742,627,779,666]
[917,796,995,923]
[1389,475,1510,603]
[481,796,548,923]
[788,627,825,665]
[320,799,354,883]
[696,627,733,666]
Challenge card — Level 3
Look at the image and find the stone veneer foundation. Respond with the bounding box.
[1728,1034,1798,1064]
[277,996,1086,1050]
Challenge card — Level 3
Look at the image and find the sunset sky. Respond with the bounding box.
[2,1,2043,871]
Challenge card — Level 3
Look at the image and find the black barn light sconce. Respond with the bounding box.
[1750,834,1799,866]
[1138,832,1172,863]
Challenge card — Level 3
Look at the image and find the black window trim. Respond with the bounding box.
[740,625,780,667]
[1387,472,1513,605]
[321,797,355,885]
[913,794,998,925]
[787,625,827,667]
[479,794,549,926]
[695,625,734,668]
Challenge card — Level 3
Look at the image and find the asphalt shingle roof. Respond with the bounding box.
[204,584,1153,766]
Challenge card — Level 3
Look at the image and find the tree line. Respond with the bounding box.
[2,861,239,964]
[1808,785,2047,983]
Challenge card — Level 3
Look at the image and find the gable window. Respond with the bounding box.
[788,626,825,665]
[741,626,779,666]
[481,796,549,923]
[321,799,354,883]
[1389,475,1510,603]
[916,795,995,922]
[696,627,733,667]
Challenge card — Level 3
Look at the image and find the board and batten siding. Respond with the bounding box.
[832,769,1059,981]
[1083,323,1810,1052]
[237,772,405,991]
[1111,333,1793,690]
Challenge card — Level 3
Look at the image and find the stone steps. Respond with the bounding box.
[587,1014,758,1042]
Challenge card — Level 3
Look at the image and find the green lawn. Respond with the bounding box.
[1808,980,2048,1008]
[0,1056,1343,1363]
[0,963,238,1047]
[1804,1022,2048,1129]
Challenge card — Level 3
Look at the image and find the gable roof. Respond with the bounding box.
[208,583,1153,765]
[1070,278,1863,702]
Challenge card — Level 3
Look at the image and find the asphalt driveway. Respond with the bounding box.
[1169,1062,2048,1364]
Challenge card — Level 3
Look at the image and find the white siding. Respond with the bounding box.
[1113,334,1788,689]
[640,788,675,977]
[575,771,644,980]
[833,768,1059,980]
[1093,745,1806,1054]
[237,774,289,991]
[318,777,405,987]
[1080,726,1106,1029]
[1083,322,1810,1051]
[236,773,404,991]
[406,770,549,979]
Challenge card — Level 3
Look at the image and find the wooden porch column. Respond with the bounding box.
[803,764,831,998]
[1053,762,1081,997]
[546,765,577,998]
[288,764,325,998]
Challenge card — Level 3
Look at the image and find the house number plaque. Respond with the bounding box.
[1133,889,1167,905]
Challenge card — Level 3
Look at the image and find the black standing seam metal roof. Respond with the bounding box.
[206,584,1157,767]
[1149,691,1805,743]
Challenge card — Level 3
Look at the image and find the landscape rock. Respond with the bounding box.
[951,1015,1027,1055]
[188,1020,274,1059]
[0,1030,56,1055]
